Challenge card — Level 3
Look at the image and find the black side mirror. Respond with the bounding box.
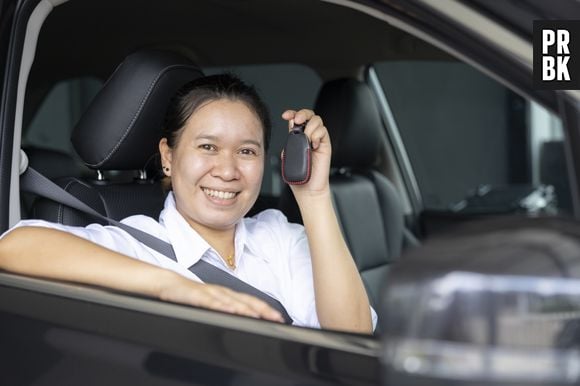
[380,217,580,386]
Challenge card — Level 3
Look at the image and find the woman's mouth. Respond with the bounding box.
[202,187,239,201]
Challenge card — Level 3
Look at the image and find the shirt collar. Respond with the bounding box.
[234,215,248,262]
[159,192,249,268]
[159,192,210,268]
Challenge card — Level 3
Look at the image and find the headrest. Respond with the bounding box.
[72,50,203,170]
[314,78,383,169]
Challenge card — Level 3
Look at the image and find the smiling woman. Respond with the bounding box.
[0,73,375,333]
[159,75,268,236]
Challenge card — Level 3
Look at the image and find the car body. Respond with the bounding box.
[1,0,580,385]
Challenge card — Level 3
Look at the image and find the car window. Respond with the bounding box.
[373,60,571,218]
[23,77,102,156]
[204,64,321,196]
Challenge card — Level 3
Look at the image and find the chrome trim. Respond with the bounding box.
[322,0,580,105]
[418,0,531,69]
[415,0,580,103]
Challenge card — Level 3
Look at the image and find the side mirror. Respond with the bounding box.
[380,217,580,385]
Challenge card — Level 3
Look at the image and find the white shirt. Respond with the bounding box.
[6,193,377,328]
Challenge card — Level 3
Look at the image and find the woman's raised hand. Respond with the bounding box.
[281,109,331,199]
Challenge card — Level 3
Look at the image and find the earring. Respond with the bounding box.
[163,167,170,172]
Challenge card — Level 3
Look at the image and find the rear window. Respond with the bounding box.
[374,60,571,216]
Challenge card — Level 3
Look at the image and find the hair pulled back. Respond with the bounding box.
[162,73,271,151]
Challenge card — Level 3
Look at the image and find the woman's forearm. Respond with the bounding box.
[0,226,284,322]
[0,226,179,296]
[297,192,373,333]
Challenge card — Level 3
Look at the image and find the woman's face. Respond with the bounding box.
[160,99,265,233]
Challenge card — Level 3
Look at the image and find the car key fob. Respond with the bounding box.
[281,123,311,185]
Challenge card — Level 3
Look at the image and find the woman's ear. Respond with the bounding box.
[159,138,172,175]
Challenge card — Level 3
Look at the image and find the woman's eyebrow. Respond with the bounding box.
[194,134,262,148]
[195,134,218,142]
[241,139,262,147]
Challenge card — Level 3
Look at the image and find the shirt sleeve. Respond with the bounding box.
[259,210,378,330]
[1,218,201,282]
[2,219,147,257]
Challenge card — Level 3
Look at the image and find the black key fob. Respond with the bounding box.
[281,123,311,185]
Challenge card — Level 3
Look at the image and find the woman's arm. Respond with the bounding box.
[0,226,283,322]
[282,109,373,333]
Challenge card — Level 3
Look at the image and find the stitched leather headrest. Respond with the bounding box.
[72,50,203,170]
[314,79,382,169]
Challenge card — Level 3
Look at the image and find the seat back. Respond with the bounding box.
[31,50,204,225]
[279,78,405,307]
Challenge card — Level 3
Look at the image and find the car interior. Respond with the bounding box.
[28,49,204,226]
[15,0,434,319]
[4,0,580,385]
[7,0,572,336]
[24,52,410,314]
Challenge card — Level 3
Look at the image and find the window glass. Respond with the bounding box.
[204,64,322,196]
[23,77,102,155]
[374,61,571,215]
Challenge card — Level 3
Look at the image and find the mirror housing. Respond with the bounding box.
[380,217,580,385]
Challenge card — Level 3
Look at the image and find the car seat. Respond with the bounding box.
[20,146,86,216]
[278,78,406,308]
[29,49,204,225]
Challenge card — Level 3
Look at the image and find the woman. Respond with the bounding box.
[0,74,375,332]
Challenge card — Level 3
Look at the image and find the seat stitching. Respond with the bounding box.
[75,178,111,222]
[58,178,110,225]
[86,65,200,168]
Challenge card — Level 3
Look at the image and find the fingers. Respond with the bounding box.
[193,284,285,323]
[282,109,314,128]
[231,291,285,322]
[304,115,326,150]
[282,109,328,150]
[281,109,296,122]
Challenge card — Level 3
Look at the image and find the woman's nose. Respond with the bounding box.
[211,153,239,180]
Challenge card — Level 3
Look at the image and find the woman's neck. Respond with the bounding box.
[187,221,236,258]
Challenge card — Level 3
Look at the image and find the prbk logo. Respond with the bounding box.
[534,21,580,90]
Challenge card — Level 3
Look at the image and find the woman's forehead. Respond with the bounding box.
[184,99,264,144]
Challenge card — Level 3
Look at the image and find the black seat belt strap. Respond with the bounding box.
[20,167,293,324]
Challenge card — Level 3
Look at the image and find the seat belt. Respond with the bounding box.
[20,167,293,324]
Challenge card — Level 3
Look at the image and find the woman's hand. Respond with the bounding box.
[158,273,285,322]
[281,109,331,200]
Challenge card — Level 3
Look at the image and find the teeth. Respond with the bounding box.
[203,188,236,199]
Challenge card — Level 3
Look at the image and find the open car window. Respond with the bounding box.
[372,60,571,236]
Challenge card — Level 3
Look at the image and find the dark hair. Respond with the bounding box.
[162,73,271,151]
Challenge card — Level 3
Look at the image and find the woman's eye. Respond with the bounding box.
[199,144,217,151]
[239,148,257,156]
